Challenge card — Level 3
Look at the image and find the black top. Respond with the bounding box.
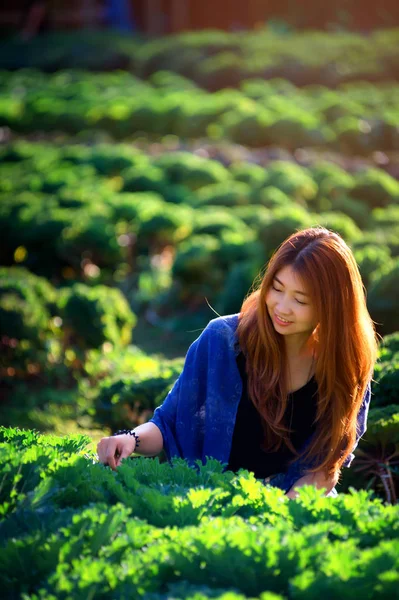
[227,351,319,479]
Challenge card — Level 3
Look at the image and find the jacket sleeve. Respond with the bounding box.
[147,322,213,464]
[341,380,372,468]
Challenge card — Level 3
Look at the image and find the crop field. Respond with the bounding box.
[0,26,398,599]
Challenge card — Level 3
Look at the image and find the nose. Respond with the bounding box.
[276,299,293,317]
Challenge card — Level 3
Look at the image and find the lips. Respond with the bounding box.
[274,313,293,325]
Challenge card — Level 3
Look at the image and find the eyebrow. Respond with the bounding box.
[274,276,309,296]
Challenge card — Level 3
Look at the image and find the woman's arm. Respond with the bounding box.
[131,422,164,457]
[283,380,372,498]
[147,319,215,462]
[341,381,371,468]
[285,470,339,499]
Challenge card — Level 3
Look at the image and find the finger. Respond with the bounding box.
[105,444,118,471]
[97,447,105,463]
[96,438,108,463]
[97,442,110,464]
[115,441,133,467]
[115,451,130,467]
[286,488,299,499]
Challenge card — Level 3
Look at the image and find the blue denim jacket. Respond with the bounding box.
[149,313,371,495]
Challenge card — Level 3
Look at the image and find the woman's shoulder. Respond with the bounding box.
[193,313,241,354]
[206,313,240,335]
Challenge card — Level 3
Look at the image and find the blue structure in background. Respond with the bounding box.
[105,0,135,32]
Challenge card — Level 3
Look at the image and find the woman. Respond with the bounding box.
[97,227,378,498]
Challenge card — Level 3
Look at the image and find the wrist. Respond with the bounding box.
[113,428,141,451]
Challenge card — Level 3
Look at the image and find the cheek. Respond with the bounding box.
[265,291,275,308]
[301,307,316,323]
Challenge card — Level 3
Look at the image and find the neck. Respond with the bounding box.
[284,333,315,360]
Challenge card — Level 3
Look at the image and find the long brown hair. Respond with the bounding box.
[237,226,378,480]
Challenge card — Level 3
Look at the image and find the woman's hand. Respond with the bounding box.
[97,434,136,471]
[286,471,339,499]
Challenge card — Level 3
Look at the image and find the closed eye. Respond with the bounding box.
[272,285,307,305]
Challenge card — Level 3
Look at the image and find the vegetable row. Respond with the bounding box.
[1,70,399,152]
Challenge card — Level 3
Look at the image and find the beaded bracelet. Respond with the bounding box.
[113,429,140,449]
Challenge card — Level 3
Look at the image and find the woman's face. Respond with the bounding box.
[266,265,318,338]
